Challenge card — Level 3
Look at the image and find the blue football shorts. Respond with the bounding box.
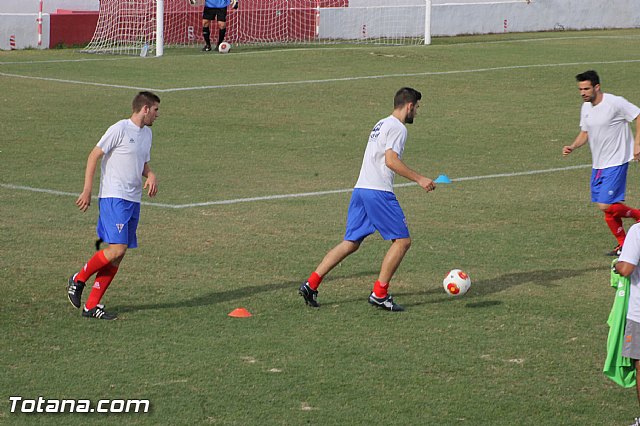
[96,198,141,248]
[344,188,410,242]
[591,163,628,204]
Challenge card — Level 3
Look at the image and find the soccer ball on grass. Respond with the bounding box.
[218,42,231,53]
[443,269,471,296]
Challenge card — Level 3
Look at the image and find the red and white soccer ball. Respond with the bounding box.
[218,42,231,54]
[443,269,471,296]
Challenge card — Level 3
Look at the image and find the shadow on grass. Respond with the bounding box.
[114,270,379,314]
[114,266,605,313]
[115,280,298,314]
[400,265,605,308]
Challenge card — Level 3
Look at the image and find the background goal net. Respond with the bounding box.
[82,0,430,56]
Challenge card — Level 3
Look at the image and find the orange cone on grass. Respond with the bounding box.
[228,307,252,318]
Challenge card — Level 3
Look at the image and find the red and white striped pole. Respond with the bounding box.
[37,0,43,46]
[9,35,16,50]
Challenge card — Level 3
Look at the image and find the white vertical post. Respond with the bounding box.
[156,0,164,57]
[37,0,43,46]
[315,0,320,40]
[424,0,431,45]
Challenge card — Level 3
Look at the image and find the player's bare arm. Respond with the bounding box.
[615,260,636,277]
[142,163,158,197]
[563,130,589,156]
[76,147,104,212]
[384,149,435,192]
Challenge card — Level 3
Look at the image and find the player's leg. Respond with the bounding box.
[68,247,110,308]
[594,164,640,255]
[363,190,409,311]
[83,200,139,319]
[299,190,371,308]
[599,201,625,254]
[202,20,212,50]
[376,237,411,296]
[70,199,138,319]
[216,8,228,46]
[83,243,126,311]
[315,241,360,277]
[299,240,361,308]
[67,198,122,309]
[202,8,215,51]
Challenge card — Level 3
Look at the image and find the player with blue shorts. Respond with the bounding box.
[67,92,161,320]
[299,87,436,311]
[563,70,640,256]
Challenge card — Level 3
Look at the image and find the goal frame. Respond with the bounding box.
[84,0,432,57]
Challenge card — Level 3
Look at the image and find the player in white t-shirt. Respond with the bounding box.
[563,70,640,256]
[67,92,160,320]
[299,87,436,311]
[614,223,640,411]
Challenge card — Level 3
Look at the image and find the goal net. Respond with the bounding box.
[83,0,430,56]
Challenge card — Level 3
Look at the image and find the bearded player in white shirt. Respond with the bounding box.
[563,70,640,256]
[67,92,160,320]
[299,87,436,311]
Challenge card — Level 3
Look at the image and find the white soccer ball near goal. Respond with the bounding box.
[443,269,471,296]
[188,0,198,5]
[218,42,231,53]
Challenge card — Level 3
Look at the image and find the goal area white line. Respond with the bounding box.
[0,164,591,209]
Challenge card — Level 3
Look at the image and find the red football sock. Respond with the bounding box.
[373,280,389,298]
[307,272,323,290]
[604,211,626,246]
[75,250,111,283]
[84,264,119,310]
[606,203,640,221]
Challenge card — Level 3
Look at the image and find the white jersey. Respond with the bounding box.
[620,223,640,323]
[354,115,407,192]
[97,118,152,203]
[580,93,640,169]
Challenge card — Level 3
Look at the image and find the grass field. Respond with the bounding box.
[2,29,640,425]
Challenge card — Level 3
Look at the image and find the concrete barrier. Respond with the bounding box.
[0,13,50,50]
[432,0,640,36]
[0,0,98,13]
[321,0,640,40]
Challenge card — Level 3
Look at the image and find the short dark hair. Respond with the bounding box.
[575,70,600,87]
[132,91,160,112]
[394,87,422,109]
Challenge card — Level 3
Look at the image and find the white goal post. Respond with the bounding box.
[82,0,432,56]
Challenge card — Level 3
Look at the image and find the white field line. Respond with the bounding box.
[160,59,640,93]
[1,58,640,93]
[0,71,157,91]
[0,164,591,209]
